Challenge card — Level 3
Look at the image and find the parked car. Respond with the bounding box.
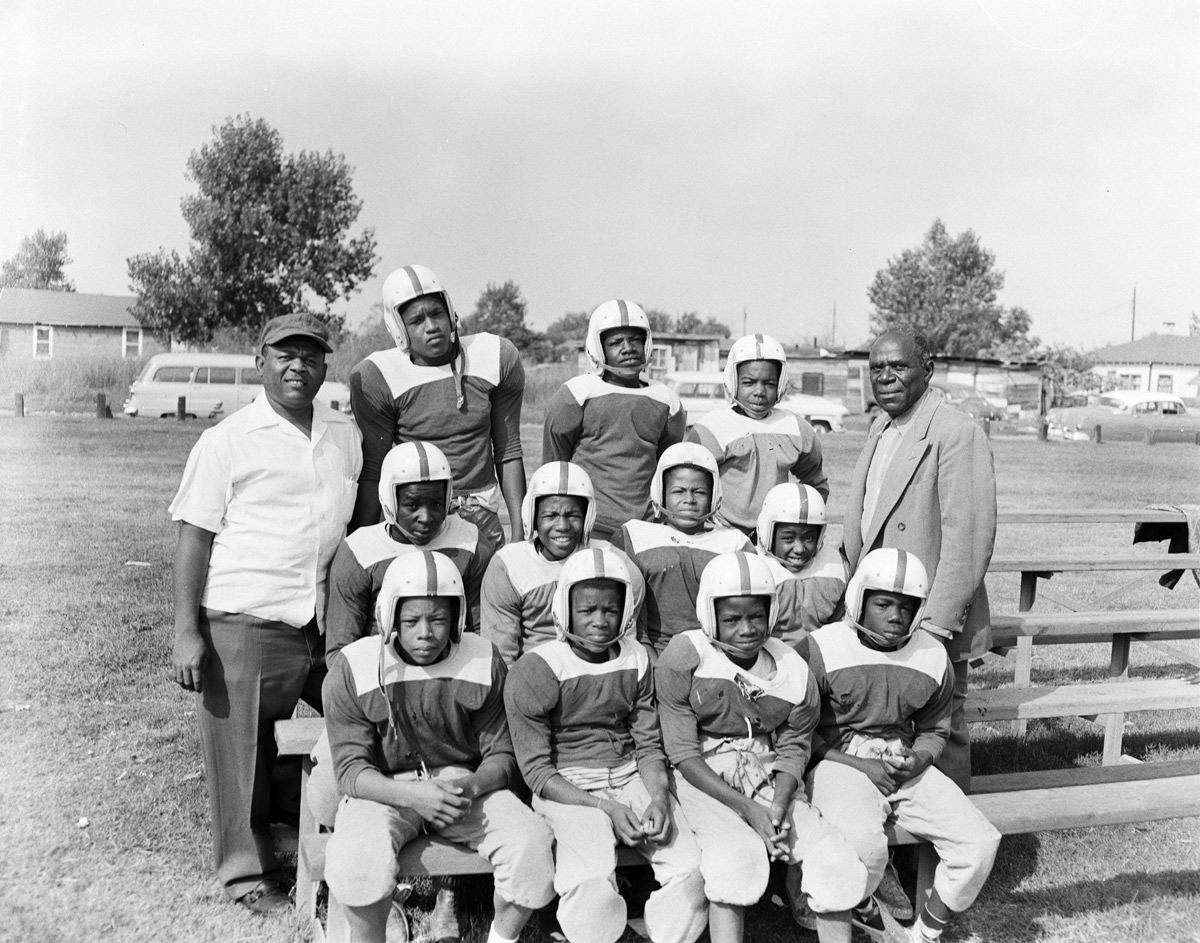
[663,371,848,433]
[1045,390,1200,442]
[123,352,352,419]
[932,383,1005,422]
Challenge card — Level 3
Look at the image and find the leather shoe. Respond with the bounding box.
[237,882,291,916]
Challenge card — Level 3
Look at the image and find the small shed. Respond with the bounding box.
[1089,334,1200,398]
[0,287,166,363]
[575,332,723,379]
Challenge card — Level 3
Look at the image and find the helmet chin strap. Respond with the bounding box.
[603,361,645,380]
[734,400,773,421]
[655,503,717,532]
[562,629,621,654]
[855,621,914,650]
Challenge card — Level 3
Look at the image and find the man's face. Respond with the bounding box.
[713,595,770,660]
[392,481,448,544]
[662,466,712,532]
[735,360,781,412]
[395,596,455,665]
[869,334,932,418]
[256,338,327,412]
[400,297,454,362]
[568,580,624,653]
[858,589,918,649]
[535,495,586,561]
[600,327,646,371]
[770,523,821,572]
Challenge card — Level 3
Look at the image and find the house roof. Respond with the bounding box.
[1091,334,1200,366]
[0,287,140,328]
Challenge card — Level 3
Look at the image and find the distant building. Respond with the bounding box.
[0,287,166,363]
[575,332,723,379]
[1089,334,1200,399]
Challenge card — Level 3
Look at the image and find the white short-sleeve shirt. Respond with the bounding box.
[169,393,363,629]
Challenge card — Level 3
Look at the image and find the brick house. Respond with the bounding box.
[0,287,167,363]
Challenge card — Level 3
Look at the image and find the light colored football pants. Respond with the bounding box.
[533,777,708,943]
[807,761,1000,912]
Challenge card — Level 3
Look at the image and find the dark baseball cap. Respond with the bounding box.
[259,312,333,353]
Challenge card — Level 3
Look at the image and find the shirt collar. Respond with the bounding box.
[245,390,339,442]
[882,388,931,434]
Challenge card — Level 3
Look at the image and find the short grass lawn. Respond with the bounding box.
[1,417,1197,943]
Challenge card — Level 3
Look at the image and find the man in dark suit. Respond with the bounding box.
[843,330,997,791]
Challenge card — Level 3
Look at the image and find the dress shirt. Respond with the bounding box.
[859,395,922,544]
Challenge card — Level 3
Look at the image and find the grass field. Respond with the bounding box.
[1,417,1197,943]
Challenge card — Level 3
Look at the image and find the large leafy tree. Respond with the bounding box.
[460,280,553,361]
[868,219,1035,357]
[1,229,75,291]
[127,115,377,346]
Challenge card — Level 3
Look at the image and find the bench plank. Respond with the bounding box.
[965,678,1200,723]
[990,609,1198,638]
[969,757,1200,794]
[277,716,325,755]
[989,554,1200,573]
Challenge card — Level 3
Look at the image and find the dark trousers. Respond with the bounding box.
[933,659,971,791]
[196,609,326,899]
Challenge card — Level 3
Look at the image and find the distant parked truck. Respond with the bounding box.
[122,352,351,418]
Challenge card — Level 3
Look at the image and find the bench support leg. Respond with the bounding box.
[914,843,938,917]
[1102,635,1132,765]
[296,756,323,940]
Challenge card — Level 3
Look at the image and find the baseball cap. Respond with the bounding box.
[258,312,333,353]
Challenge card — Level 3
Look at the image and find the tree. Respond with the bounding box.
[543,311,591,350]
[1,229,75,291]
[128,115,377,346]
[673,311,731,337]
[1038,342,1099,406]
[867,219,1035,358]
[460,280,553,362]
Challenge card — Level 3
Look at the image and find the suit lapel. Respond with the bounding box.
[844,417,884,565]
[862,392,938,551]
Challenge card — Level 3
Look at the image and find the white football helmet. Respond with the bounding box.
[378,441,454,536]
[585,299,652,378]
[845,548,929,647]
[381,264,459,353]
[376,550,468,648]
[650,441,722,522]
[551,547,638,651]
[756,483,827,559]
[723,332,790,404]
[521,461,597,541]
[695,551,779,641]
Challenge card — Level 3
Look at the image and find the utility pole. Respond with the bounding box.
[830,299,837,347]
[1130,284,1137,342]
[742,306,747,336]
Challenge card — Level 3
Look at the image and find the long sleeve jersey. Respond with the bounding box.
[686,406,828,532]
[796,622,953,763]
[504,637,665,796]
[654,631,820,785]
[480,537,646,666]
[322,632,517,797]
[611,520,752,656]
[350,332,525,493]
[760,542,848,646]
[325,518,492,658]
[541,374,686,539]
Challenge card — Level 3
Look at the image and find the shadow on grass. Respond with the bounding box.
[973,722,1200,776]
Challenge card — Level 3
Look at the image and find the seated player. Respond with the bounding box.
[755,483,848,645]
[326,440,493,657]
[542,299,686,540]
[322,552,555,943]
[482,461,644,666]
[504,548,707,943]
[655,552,869,943]
[686,333,828,540]
[799,549,1000,943]
[611,442,752,657]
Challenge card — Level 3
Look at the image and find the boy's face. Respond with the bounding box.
[735,360,780,412]
[713,595,770,659]
[400,297,454,362]
[395,596,455,665]
[859,589,919,648]
[535,495,586,560]
[568,579,624,652]
[662,466,712,532]
[600,327,646,371]
[771,523,821,572]
[392,481,448,544]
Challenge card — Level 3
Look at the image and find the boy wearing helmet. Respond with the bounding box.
[610,442,752,657]
[685,333,828,540]
[326,441,494,658]
[542,300,686,540]
[504,549,707,943]
[756,483,849,645]
[798,549,999,943]
[322,552,555,943]
[654,552,868,943]
[350,265,526,552]
[481,461,645,666]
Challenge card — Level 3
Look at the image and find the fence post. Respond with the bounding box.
[95,393,108,419]
[1093,423,1103,444]
[1144,429,1157,446]
[1037,419,1048,441]
[14,393,24,418]
[982,418,991,438]
[177,396,187,421]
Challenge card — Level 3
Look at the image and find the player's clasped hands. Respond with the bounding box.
[405,779,474,829]
[598,797,647,845]
[745,800,792,862]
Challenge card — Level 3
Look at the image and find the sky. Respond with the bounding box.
[2,0,1196,351]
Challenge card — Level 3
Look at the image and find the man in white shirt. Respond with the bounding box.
[170,312,362,914]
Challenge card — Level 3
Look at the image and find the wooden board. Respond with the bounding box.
[970,757,1200,794]
[990,609,1198,638]
[826,509,1188,526]
[276,716,325,755]
[989,554,1200,573]
[964,678,1200,723]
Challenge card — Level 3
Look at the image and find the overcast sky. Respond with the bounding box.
[2,0,1196,350]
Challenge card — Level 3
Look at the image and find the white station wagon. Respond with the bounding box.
[664,371,848,433]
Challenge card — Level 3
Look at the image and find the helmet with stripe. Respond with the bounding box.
[845,548,929,646]
[650,441,722,521]
[723,332,790,404]
[381,264,459,353]
[521,461,597,541]
[551,547,639,649]
[376,550,467,647]
[378,441,454,531]
[695,551,778,640]
[585,299,652,378]
[756,483,827,559]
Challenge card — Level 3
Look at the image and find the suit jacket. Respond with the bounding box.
[843,391,997,661]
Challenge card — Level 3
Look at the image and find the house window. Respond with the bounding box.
[799,372,824,396]
[1156,375,1173,394]
[649,345,671,374]
[33,325,53,359]
[123,327,143,359]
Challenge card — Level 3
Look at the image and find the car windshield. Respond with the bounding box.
[1098,397,1129,412]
